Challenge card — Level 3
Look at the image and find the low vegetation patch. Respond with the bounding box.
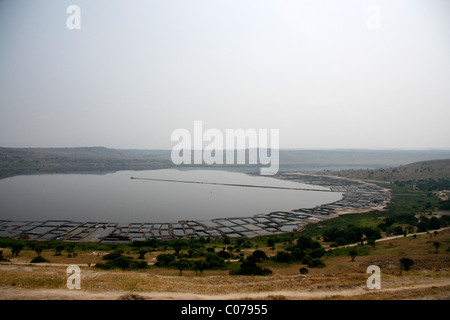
[95,254,148,271]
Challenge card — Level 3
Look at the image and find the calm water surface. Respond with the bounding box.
[0,169,342,223]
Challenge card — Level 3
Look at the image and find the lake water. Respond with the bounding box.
[0,169,342,224]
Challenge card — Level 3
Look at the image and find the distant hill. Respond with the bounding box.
[2,147,450,180]
[323,159,450,182]
[0,146,148,160]
[277,149,450,172]
[0,147,172,179]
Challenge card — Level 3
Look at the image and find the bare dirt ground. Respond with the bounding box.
[1,279,449,300]
[1,258,449,300]
[1,229,448,300]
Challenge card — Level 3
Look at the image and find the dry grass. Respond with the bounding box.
[0,230,449,299]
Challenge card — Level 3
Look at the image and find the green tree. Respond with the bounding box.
[310,247,326,259]
[138,249,147,260]
[174,259,192,276]
[54,245,65,256]
[204,253,225,269]
[155,253,176,267]
[301,254,312,266]
[308,258,325,268]
[273,251,295,264]
[267,239,276,248]
[171,239,186,255]
[417,219,429,232]
[251,250,267,262]
[193,259,208,275]
[291,248,306,261]
[34,244,45,256]
[66,245,75,257]
[11,243,24,256]
[231,260,272,276]
[218,250,230,259]
[429,217,441,230]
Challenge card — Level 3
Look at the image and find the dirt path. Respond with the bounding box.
[1,279,449,300]
[326,227,450,251]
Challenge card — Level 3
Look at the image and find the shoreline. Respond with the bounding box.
[0,170,391,243]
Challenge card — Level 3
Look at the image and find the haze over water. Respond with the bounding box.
[0,169,342,224]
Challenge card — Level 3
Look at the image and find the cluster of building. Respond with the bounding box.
[0,173,391,243]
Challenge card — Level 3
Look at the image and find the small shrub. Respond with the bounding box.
[230,260,272,276]
[273,251,295,264]
[301,254,312,265]
[0,250,6,262]
[103,251,123,261]
[10,243,24,256]
[34,244,46,256]
[155,253,176,267]
[204,253,225,269]
[138,249,148,259]
[299,267,308,274]
[218,250,231,259]
[400,258,414,271]
[307,258,326,268]
[251,250,267,262]
[95,256,148,271]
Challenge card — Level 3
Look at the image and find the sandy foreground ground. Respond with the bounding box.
[1,280,450,300]
[1,229,449,300]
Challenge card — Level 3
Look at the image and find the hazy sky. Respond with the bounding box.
[0,0,449,149]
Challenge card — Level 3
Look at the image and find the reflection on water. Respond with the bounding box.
[0,169,342,223]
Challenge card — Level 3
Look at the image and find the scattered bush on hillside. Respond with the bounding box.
[299,267,308,274]
[307,258,325,268]
[272,251,295,264]
[95,255,148,270]
[322,226,381,246]
[103,250,123,261]
[230,260,272,276]
[155,253,176,267]
[251,250,267,262]
[400,258,414,271]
